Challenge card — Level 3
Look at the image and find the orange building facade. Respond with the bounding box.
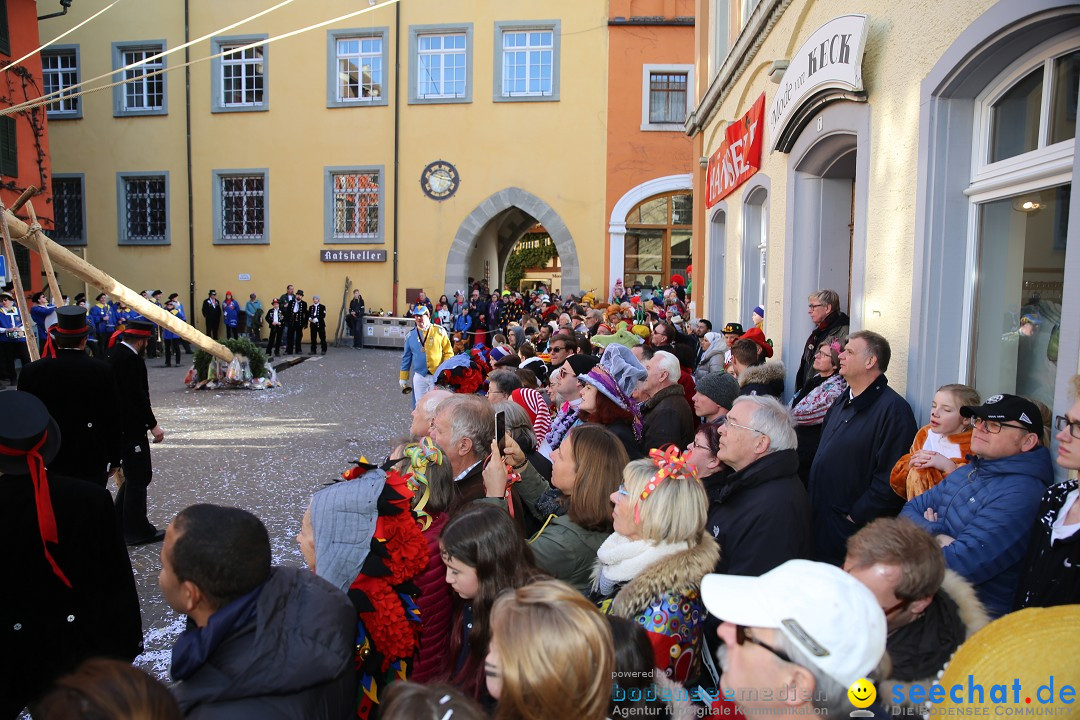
[0,0,51,291]
[605,0,695,304]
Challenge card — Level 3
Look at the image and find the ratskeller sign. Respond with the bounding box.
[767,14,869,152]
[320,249,387,262]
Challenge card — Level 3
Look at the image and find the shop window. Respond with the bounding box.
[623,191,692,290]
[41,46,81,118]
[112,42,167,116]
[211,35,268,113]
[971,185,1068,411]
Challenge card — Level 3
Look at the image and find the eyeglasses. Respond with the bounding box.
[971,416,1031,434]
[808,303,825,310]
[1055,415,1080,440]
[814,350,832,359]
[882,599,911,617]
[724,419,763,435]
[688,441,711,452]
[550,346,569,354]
[615,484,629,500]
[735,625,792,664]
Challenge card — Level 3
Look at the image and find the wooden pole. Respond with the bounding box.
[24,199,63,304]
[0,200,39,362]
[2,207,234,362]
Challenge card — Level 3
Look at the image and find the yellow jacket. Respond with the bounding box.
[400,323,454,381]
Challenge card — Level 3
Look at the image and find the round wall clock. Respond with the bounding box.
[421,160,460,200]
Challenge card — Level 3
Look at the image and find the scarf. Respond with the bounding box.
[594,533,689,596]
[545,399,581,450]
[171,582,264,681]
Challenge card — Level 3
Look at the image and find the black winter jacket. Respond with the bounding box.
[703,449,811,576]
[641,384,696,453]
[795,310,849,390]
[1015,478,1080,610]
[171,566,356,719]
[807,375,917,565]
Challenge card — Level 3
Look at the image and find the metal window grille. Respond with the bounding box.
[649,72,688,124]
[221,175,265,240]
[122,47,164,110]
[337,37,382,102]
[42,50,80,114]
[221,44,264,107]
[332,172,379,239]
[124,176,167,242]
[418,33,466,99]
[51,177,84,243]
[501,30,553,97]
[0,116,15,177]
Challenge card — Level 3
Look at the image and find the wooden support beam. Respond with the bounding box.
[2,207,234,362]
[0,200,39,362]
[24,199,63,304]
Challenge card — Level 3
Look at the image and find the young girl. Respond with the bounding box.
[890,383,980,500]
[436,302,452,326]
[440,504,542,705]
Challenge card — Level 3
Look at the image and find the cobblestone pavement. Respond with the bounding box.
[122,345,412,681]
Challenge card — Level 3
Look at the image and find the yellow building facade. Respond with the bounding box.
[44,0,608,319]
[688,0,1080,427]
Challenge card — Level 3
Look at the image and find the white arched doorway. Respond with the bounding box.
[608,174,693,294]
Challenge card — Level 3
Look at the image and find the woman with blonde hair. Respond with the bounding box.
[486,579,614,720]
[591,449,718,684]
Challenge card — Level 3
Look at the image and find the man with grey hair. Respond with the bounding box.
[486,368,522,404]
[640,349,695,452]
[796,289,849,391]
[712,396,811,575]
[409,387,453,440]
[701,560,888,719]
[429,394,495,504]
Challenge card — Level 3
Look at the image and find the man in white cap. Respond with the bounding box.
[701,559,889,719]
[399,303,453,409]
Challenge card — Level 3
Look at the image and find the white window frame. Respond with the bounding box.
[41,45,81,119]
[326,29,389,108]
[408,24,473,105]
[117,171,170,246]
[417,32,467,100]
[323,166,385,244]
[958,33,1079,382]
[210,35,268,113]
[112,41,167,117]
[641,64,695,131]
[212,169,269,245]
[742,0,761,27]
[493,20,560,103]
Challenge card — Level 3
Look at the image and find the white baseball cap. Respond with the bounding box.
[701,559,886,688]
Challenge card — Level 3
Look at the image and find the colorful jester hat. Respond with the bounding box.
[636,447,698,524]
[402,437,445,530]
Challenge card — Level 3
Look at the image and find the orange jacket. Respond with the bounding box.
[889,425,973,500]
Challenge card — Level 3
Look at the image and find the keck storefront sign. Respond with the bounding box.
[767,14,869,152]
[705,93,765,208]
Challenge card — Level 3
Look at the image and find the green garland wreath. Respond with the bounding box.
[192,337,269,381]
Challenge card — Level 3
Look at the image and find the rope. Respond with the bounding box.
[3,0,123,72]
[0,0,401,117]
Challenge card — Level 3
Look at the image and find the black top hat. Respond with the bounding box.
[0,392,61,474]
[124,318,157,334]
[49,306,91,338]
[296,290,305,296]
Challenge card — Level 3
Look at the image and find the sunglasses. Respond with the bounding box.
[735,625,791,664]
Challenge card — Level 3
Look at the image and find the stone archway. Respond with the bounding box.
[444,188,580,296]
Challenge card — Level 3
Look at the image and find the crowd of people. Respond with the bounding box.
[4,274,1079,720]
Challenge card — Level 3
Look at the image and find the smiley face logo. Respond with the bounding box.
[848,678,876,708]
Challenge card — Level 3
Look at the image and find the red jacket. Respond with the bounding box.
[412,513,453,682]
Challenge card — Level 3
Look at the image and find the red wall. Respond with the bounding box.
[1,0,51,291]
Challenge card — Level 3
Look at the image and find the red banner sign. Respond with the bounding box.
[705,93,766,208]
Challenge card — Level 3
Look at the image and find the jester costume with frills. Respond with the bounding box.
[336,462,429,719]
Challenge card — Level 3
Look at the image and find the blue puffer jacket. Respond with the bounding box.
[900,447,1054,617]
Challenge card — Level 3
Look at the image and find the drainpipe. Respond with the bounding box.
[185,0,196,317]
[37,0,72,21]
[391,1,400,316]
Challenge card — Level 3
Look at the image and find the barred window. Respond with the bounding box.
[221,44,264,107]
[122,176,167,242]
[332,172,380,239]
[337,37,383,102]
[51,176,85,244]
[221,175,265,240]
[501,30,553,97]
[418,33,466,99]
[649,72,688,124]
[122,47,164,111]
[42,49,80,116]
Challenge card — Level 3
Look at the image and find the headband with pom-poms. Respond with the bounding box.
[403,437,444,530]
[636,447,697,523]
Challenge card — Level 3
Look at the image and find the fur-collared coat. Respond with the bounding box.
[737,360,786,399]
[594,536,720,684]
